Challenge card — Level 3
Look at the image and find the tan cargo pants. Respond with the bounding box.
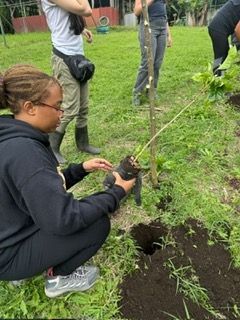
[51,53,89,133]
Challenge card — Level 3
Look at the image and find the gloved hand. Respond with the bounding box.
[103,155,142,206]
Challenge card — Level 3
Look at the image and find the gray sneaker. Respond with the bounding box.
[10,280,25,286]
[45,265,99,298]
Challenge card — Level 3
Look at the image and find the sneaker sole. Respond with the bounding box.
[44,279,98,298]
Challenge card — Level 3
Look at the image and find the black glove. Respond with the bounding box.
[103,155,142,206]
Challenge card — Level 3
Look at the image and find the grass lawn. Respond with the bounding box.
[1,26,240,319]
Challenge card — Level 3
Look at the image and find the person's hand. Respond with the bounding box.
[82,28,93,43]
[83,158,113,172]
[112,172,136,193]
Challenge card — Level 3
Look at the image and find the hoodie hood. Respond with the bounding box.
[0,115,49,146]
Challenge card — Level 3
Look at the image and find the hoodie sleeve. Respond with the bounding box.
[20,168,126,235]
[62,163,89,189]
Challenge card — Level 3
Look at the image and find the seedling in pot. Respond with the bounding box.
[103,155,142,206]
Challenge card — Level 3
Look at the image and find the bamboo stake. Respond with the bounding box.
[141,0,158,187]
[135,88,207,161]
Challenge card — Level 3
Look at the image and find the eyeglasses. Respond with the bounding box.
[38,102,64,113]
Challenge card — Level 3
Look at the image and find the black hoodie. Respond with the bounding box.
[0,115,125,253]
[208,0,240,35]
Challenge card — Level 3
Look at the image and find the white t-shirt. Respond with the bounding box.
[41,0,84,55]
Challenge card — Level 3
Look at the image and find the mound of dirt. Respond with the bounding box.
[119,219,240,320]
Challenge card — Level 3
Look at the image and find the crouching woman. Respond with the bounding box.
[0,64,135,298]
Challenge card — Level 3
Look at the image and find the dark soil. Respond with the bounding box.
[119,219,240,320]
[228,177,240,191]
[235,129,240,137]
[228,93,240,108]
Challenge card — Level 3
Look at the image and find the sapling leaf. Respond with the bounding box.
[20,300,28,315]
[193,52,240,104]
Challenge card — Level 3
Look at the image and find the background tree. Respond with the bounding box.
[167,0,228,26]
[167,0,186,25]
[179,0,210,26]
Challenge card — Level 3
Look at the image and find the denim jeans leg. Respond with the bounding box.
[133,23,149,94]
[133,19,167,94]
[150,19,167,89]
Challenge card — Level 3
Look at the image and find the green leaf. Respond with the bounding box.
[20,300,28,316]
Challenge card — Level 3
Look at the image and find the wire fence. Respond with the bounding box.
[0,0,41,36]
[0,1,39,9]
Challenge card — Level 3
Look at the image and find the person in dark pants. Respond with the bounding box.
[208,0,240,76]
[0,64,135,298]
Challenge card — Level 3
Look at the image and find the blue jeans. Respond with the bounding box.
[133,18,167,94]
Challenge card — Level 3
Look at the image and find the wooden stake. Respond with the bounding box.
[135,87,207,161]
[141,0,158,187]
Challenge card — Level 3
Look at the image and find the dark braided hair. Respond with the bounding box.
[0,64,60,114]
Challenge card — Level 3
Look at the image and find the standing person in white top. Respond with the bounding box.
[41,0,100,164]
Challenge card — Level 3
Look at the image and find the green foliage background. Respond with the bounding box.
[1,26,240,319]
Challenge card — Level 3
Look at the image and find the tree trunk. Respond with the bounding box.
[186,1,209,26]
[198,2,208,26]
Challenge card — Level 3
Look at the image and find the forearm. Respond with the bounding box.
[63,163,89,189]
[134,0,154,16]
[23,171,126,235]
[50,0,92,16]
[235,21,240,41]
[166,22,172,47]
[167,22,170,36]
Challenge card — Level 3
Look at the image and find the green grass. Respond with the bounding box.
[1,26,240,318]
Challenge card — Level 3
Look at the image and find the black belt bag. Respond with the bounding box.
[53,47,95,83]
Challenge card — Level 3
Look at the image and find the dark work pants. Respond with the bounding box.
[0,216,110,281]
[208,27,229,75]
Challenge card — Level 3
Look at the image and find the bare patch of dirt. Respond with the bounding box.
[119,219,240,320]
[156,195,173,211]
[234,129,240,137]
[228,93,240,108]
[228,177,240,191]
